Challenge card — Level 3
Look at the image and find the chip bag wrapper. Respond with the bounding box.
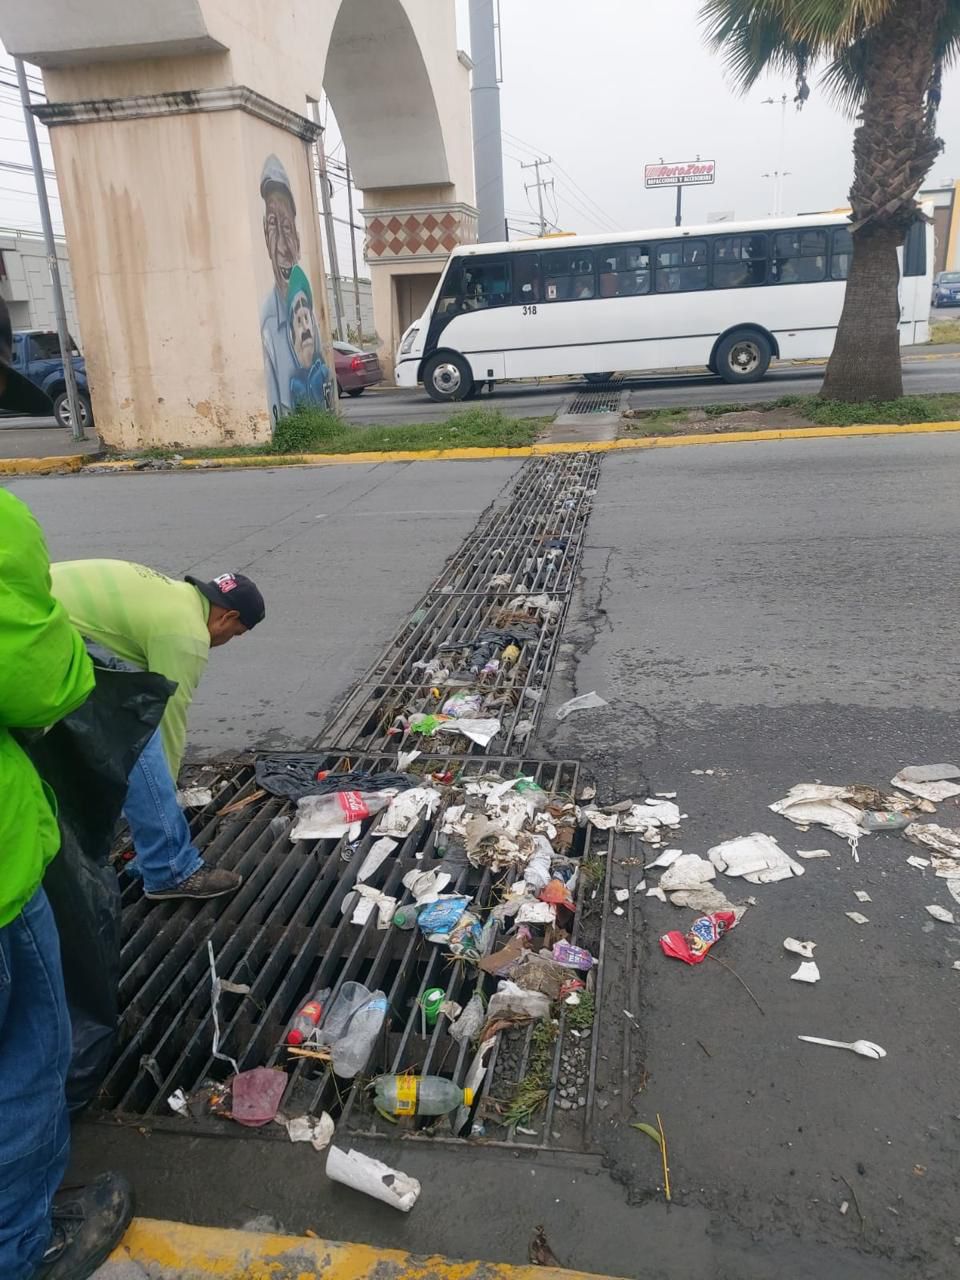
[659,911,737,965]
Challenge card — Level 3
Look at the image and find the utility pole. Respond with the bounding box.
[15,57,85,441]
[675,186,683,227]
[343,155,363,340]
[469,0,506,242]
[521,157,554,236]
[311,101,345,341]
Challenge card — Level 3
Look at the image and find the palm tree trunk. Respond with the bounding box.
[820,224,903,401]
[820,0,946,402]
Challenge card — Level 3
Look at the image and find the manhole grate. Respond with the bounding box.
[101,752,616,1152]
[567,390,621,415]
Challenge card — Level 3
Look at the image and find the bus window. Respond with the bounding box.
[597,244,651,297]
[513,252,541,304]
[770,229,827,284]
[831,227,853,280]
[460,258,513,309]
[436,260,464,316]
[655,239,708,292]
[712,234,767,288]
[542,248,595,301]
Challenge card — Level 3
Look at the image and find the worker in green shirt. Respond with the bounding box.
[51,560,265,901]
[0,295,133,1277]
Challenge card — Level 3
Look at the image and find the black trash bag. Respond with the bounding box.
[30,656,174,1111]
[255,754,418,802]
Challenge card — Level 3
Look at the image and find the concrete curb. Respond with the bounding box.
[70,418,960,472]
[6,419,960,476]
[102,1218,625,1280]
[0,453,87,476]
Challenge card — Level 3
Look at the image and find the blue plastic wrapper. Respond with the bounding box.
[417,896,470,938]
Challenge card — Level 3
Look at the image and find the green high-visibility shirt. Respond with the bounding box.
[50,559,210,779]
[0,491,95,928]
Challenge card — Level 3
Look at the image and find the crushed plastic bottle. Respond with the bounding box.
[860,810,912,832]
[331,992,388,1078]
[373,1074,474,1117]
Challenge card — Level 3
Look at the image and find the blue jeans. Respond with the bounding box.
[122,730,204,893]
[0,888,71,1279]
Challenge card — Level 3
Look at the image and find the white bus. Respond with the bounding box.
[394,213,933,401]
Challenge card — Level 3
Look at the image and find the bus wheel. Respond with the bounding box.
[716,330,771,383]
[424,353,473,402]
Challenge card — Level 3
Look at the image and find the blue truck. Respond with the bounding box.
[7,329,94,430]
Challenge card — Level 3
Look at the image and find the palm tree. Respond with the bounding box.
[700,0,960,401]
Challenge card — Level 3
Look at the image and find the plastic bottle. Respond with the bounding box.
[285,987,331,1046]
[860,810,911,832]
[331,992,388,1078]
[373,1074,474,1117]
[392,906,418,931]
[317,981,375,1046]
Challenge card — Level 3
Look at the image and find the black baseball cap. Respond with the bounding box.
[0,297,55,416]
[186,572,265,630]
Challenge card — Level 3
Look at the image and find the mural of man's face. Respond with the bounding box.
[290,292,316,368]
[263,188,300,297]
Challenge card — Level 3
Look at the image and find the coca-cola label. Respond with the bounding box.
[644,160,716,188]
[337,791,370,822]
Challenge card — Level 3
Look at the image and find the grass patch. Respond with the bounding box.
[769,392,960,426]
[931,317,960,344]
[135,406,545,462]
[503,1020,558,1126]
[566,990,595,1032]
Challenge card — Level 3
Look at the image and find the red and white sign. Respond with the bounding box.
[644,160,716,189]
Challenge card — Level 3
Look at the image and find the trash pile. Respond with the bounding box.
[156,753,610,1186]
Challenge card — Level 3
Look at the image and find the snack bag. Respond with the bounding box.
[659,911,737,965]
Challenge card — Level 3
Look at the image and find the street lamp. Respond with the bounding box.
[762,93,789,215]
[762,170,792,216]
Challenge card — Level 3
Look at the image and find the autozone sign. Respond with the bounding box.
[644,161,716,188]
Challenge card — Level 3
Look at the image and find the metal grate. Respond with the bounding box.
[99,455,615,1150]
[566,390,622,415]
[320,454,600,756]
[101,752,614,1152]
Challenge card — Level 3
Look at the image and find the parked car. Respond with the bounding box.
[333,341,382,396]
[932,270,960,307]
[7,329,94,428]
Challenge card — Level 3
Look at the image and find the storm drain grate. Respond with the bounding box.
[101,752,617,1151]
[101,455,613,1150]
[566,390,622,415]
[319,453,600,756]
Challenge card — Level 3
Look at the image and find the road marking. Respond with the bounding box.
[107,1218,625,1280]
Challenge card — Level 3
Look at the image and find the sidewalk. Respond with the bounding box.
[0,414,99,461]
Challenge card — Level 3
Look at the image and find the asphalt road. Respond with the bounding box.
[343,353,960,424]
[544,432,960,1278]
[8,433,960,1277]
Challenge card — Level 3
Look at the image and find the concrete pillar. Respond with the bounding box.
[36,87,334,447]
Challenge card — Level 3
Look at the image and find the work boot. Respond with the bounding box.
[35,1171,134,1279]
[145,863,242,900]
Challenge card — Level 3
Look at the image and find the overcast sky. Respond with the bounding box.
[1,2,958,259]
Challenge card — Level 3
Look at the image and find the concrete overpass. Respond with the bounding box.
[0,0,477,446]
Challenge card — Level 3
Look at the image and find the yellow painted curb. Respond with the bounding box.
[0,453,86,475]
[70,418,960,473]
[107,1218,625,1280]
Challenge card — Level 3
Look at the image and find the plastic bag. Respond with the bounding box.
[254,756,416,801]
[32,654,173,1110]
[659,911,737,965]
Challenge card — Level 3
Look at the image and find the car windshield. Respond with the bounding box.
[940,273,960,284]
[334,343,363,355]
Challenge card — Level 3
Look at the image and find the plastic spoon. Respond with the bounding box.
[797,1036,886,1059]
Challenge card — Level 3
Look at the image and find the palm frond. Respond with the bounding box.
[699,0,809,91]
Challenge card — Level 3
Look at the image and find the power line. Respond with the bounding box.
[502,128,621,231]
